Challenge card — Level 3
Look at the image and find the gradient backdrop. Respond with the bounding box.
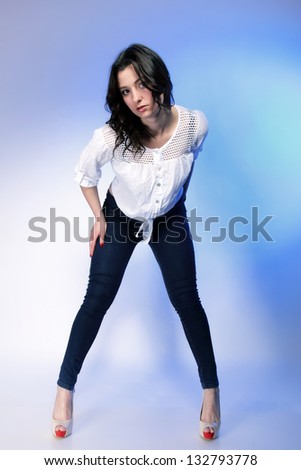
[0,0,300,449]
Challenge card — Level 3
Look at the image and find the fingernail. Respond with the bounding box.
[100,241,105,247]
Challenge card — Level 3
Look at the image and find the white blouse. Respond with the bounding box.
[75,105,208,243]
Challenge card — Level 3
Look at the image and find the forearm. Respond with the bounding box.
[80,186,102,219]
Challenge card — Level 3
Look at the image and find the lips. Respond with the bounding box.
[137,105,147,112]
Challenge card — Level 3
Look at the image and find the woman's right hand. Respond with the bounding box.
[89,210,107,257]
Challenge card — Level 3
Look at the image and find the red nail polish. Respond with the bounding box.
[100,241,105,247]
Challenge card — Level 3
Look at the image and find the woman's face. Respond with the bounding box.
[117,64,160,120]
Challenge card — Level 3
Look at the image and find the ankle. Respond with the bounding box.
[53,387,73,417]
[201,388,220,421]
[203,387,219,393]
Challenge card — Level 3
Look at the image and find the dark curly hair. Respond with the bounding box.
[105,43,174,156]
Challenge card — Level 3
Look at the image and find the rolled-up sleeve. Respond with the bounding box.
[74,127,113,187]
[192,110,209,158]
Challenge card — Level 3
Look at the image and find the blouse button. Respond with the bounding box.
[157,183,161,187]
[156,199,160,203]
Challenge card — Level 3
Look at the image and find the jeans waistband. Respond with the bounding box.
[104,190,186,222]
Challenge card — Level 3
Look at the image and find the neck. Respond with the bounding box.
[142,106,173,138]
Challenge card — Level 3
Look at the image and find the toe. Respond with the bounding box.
[203,427,215,439]
[203,431,214,439]
[203,426,215,439]
[55,426,67,438]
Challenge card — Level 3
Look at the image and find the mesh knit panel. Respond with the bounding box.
[102,107,200,164]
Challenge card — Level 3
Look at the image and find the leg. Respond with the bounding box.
[149,198,220,436]
[57,223,137,390]
[150,202,219,389]
[53,193,140,434]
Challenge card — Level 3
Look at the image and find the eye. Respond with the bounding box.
[138,81,146,89]
[121,89,129,96]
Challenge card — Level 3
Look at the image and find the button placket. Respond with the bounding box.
[153,149,163,207]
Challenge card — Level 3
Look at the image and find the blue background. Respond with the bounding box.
[0,0,300,450]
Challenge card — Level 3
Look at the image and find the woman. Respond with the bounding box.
[52,43,220,440]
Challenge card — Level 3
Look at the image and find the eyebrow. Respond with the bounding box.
[119,78,141,91]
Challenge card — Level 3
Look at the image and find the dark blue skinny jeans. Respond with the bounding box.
[57,191,219,390]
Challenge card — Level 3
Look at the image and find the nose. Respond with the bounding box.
[132,88,141,103]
